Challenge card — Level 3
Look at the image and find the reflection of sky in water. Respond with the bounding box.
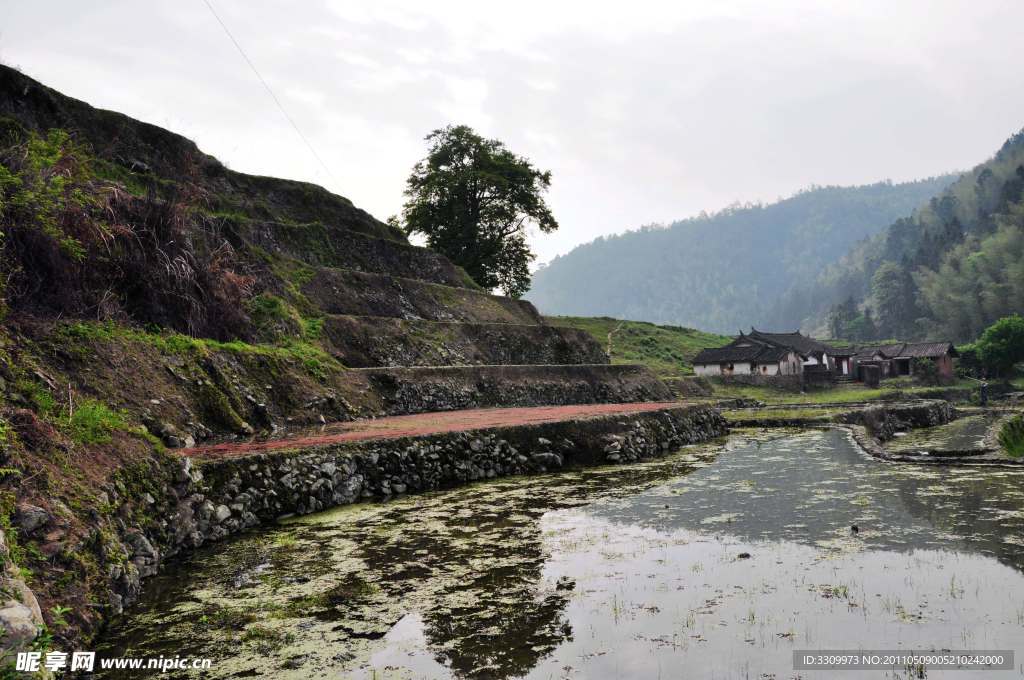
[98,430,1024,680]
[592,429,1024,570]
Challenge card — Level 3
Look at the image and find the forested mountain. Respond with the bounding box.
[526,177,955,334]
[817,129,1024,343]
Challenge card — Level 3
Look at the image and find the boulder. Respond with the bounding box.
[13,504,50,535]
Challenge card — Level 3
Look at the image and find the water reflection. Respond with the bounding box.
[98,429,1024,679]
[595,429,1024,572]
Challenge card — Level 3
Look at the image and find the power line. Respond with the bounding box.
[200,0,336,183]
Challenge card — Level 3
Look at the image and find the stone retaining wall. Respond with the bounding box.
[360,364,674,415]
[320,316,610,368]
[104,405,726,617]
[836,400,954,441]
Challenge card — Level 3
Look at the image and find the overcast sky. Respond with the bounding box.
[3,1,1024,263]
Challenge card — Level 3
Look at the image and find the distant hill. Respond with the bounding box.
[526,177,957,335]
[546,316,730,377]
[806,128,1024,343]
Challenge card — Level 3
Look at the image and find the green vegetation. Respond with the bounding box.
[396,124,558,298]
[546,316,729,376]
[722,407,841,423]
[823,129,1024,342]
[527,177,954,333]
[708,379,978,406]
[57,320,341,379]
[0,491,26,570]
[14,377,56,416]
[64,400,127,445]
[998,415,1024,458]
[0,128,97,261]
[974,314,1024,377]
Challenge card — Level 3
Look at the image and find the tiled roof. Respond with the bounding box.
[855,343,905,359]
[749,328,832,356]
[693,340,794,365]
[899,342,959,358]
[854,342,957,360]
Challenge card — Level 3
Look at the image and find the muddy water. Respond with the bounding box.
[98,430,1024,679]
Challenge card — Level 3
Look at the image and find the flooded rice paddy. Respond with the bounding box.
[886,413,1002,455]
[99,429,1024,679]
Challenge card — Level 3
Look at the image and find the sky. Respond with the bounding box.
[3,0,1024,264]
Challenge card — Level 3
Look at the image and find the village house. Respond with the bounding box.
[694,330,958,382]
[692,329,822,376]
[852,342,958,380]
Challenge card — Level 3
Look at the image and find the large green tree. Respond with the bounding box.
[975,314,1024,376]
[871,260,919,338]
[399,125,558,298]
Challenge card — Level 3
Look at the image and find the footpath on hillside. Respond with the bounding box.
[190,402,682,460]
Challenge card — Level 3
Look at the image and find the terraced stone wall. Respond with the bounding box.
[359,364,674,415]
[319,316,609,368]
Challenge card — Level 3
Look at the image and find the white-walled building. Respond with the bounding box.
[693,329,836,377]
[692,333,804,377]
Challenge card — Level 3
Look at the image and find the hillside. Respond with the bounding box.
[0,64,675,653]
[526,178,956,334]
[805,129,1024,342]
[546,316,729,377]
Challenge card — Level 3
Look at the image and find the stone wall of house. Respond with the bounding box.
[709,373,805,392]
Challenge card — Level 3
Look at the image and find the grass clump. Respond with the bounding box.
[14,377,56,416]
[0,491,26,571]
[58,320,342,379]
[64,399,127,445]
[998,415,1024,458]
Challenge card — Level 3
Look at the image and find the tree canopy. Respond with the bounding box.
[399,125,558,298]
[814,129,1024,342]
[975,314,1024,376]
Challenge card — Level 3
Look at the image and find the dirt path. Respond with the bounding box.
[190,402,682,460]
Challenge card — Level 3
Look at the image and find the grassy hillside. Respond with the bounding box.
[546,316,729,377]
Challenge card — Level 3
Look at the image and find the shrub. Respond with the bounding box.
[0,125,256,340]
[956,342,983,378]
[998,415,1024,458]
[976,315,1024,377]
[912,357,941,386]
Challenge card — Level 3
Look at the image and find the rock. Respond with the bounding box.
[175,458,193,483]
[213,505,232,524]
[537,437,552,446]
[13,504,49,535]
[0,600,40,654]
[737,552,752,559]
[531,452,562,468]
[469,438,484,452]
[239,422,255,436]
[125,532,158,561]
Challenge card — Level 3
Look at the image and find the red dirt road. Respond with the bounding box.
[190,402,681,460]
